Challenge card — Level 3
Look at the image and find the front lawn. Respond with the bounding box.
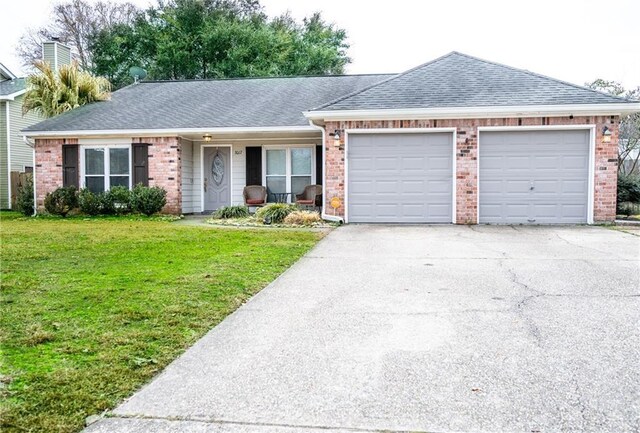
[0,213,321,433]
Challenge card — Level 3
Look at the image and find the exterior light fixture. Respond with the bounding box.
[602,126,612,143]
[333,129,341,147]
[203,134,212,142]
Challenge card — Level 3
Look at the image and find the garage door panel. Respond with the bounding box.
[349,157,374,171]
[481,180,504,194]
[426,179,451,194]
[402,204,427,217]
[402,180,426,194]
[533,156,562,170]
[427,155,452,170]
[561,204,587,218]
[349,180,373,194]
[480,130,589,224]
[562,180,588,194]
[348,132,453,223]
[350,204,372,219]
[481,155,506,169]
[375,157,401,171]
[506,180,532,193]
[532,180,560,194]
[427,204,452,219]
[505,204,529,218]
[401,157,426,170]
[563,155,589,170]
[504,156,531,170]
[374,180,399,194]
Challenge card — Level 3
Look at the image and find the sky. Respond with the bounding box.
[1,0,639,90]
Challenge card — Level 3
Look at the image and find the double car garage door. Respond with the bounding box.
[347,129,591,224]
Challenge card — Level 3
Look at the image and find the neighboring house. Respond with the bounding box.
[0,40,71,209]
[620,139,640,174]
[23,52,640,224]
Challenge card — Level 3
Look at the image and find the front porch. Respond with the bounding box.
[179,130,323,214]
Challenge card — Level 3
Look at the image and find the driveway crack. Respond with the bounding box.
[499,260,545,347]
[570,371,589,429]
[554,232,625,259]
[105,413,447,433]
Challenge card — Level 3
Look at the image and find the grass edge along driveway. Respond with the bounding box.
[0,213,322,433]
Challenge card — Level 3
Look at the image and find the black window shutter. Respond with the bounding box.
[62,145,79,188]
[245,146,262,186]
[315,145,323,185]
[132,143,149,186]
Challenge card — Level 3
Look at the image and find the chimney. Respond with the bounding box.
[42,39,72,70]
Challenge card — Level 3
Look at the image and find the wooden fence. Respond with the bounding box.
[10,171,32,208]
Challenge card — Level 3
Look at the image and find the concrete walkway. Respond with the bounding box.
[86,225,640,433]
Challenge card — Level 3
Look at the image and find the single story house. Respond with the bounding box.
[23,52,640,224]
[1,40,71,209]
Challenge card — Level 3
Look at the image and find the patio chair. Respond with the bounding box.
[243,185,267,210]
[295,185,322,211]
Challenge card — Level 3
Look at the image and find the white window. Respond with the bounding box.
[263,146,314,202]
[81,145,131,193]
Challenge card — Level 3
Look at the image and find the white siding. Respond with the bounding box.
[181,139,195,213]
[189,136,319,213]
[0,101,7,208]
[0,96,42,208]
[232,143,247,206]
[10,95,40,172]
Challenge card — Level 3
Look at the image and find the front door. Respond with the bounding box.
[203,146,231,212]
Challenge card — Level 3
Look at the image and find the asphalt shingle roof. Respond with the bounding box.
[0,77,26,97]
[24,74,392,132]
[312,52,633,111]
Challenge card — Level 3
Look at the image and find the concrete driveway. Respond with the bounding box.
[87,225,640,433]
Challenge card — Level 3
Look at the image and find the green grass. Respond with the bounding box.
[0,213,321,433]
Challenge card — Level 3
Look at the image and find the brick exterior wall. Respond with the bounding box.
[35,137,182,214]
[133,137,182,214]
[34,138,78,210]
[324,116,619,223]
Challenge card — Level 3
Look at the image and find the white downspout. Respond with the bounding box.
[23,135,36,216]
[6,102,11,209]
[307,119,344,224]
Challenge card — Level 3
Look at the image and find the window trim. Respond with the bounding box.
[262,145,315,203]
[80,144,132,192]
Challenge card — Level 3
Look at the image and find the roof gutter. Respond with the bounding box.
[22,125,318,138]
[0,89,27,101]
[303,103,640,121]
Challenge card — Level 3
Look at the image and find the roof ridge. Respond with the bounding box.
[311,51,635,112]
[137,73,396,84]
[309,52,459,111]
[449,51,633,103]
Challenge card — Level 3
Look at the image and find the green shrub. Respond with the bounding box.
[15,174,34,216]
[213,205,249,219]
[617,201,640,217]
[617,174,640,204]
[283,210,322,226]
[101,186,132,215]
[255,203,297,224]
[78,189,102,216]
[131,184,167,216]
[44,186,78,217]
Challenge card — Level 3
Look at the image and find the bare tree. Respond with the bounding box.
[587,79,640,175]
[16,0,139,70]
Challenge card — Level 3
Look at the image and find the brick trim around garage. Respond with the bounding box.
[324,116,618,224]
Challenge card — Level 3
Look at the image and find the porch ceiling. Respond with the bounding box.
[179,129,322,142]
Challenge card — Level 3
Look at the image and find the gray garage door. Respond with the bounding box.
[348,132,453,223]
[479,130,590,224]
